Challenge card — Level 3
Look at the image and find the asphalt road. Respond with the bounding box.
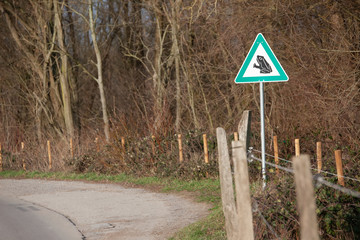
[0,194,83,240]
[0,179,209,240]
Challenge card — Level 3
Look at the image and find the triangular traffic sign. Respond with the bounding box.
[234,33,288,83]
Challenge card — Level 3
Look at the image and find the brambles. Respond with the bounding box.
[249,159,360,240]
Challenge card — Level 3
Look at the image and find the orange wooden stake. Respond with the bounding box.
[0,143,2,172]
[335,150,345,186]
[295,139,300,157]
[234,132,239,141]
[95,137,99,152]
[47,140,52,170]
[151,135,156,155]
[121,137,125,152]
[178,134,183,163]
[203,134,210,178]
[316,142,322,174]
[203,134,209,164]
[70,138,74,158]
[273,136,279,175]
[21,142,26,170]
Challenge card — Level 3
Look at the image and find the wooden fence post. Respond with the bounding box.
[0,143,2,172]
[216,127,240,240]
[295,139,300,156]
[203,134,209,164]
[178,134,183,163]
[292,155,320,240]
[95,137,99,152]
[21,142,26,170]
[237,110,252,152]
[47,140,52,170]
[113,96,116,115]
[121,137,125,152]
[234,132,239,141]
[316,142,322,174]
[70,138,74,158]
[232,140,254,240]
[335,150,345,186]
[273,136,279,175]
[151,135,156,155]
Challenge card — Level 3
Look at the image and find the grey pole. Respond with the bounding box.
[259,81,266,189]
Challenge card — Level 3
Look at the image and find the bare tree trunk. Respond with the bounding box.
[171,0,182,132]
[183,62,200,129]
[88,0,110,142]
[53,0,74,139]
[152,1,166,133]
[65,0,81,140]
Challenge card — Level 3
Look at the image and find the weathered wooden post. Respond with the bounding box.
[335,150,345,186]
[216,127,240,240]
[47,140,52,170]
[292,155,320,240]
[316,142,322,174]
[295,139,300,156]
[216,111,254,240]
[232,140,254,240]
[237,110,252,152]
[178,134,183,163]
[273,135,279,175]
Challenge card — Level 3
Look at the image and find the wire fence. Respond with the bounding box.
[252,200,281,240]
[248,148,360,199]
[251,148,360,183]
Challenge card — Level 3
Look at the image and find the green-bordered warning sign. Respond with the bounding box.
[234,33,288,83]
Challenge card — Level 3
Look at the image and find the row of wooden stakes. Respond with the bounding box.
[0,140,56,171]
[0,132,221,172]
[0,134,348,186]
[274,136,346,186]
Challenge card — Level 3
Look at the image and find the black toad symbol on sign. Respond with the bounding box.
[253,55,272,74]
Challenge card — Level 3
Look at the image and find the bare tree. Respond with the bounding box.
[88,0,110,142]
[53,0,75,139]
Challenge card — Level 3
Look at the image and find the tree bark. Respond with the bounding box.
[88,0,110,142]
[152,1,166,133]
[170,0,182,132]
[53,0,75,139]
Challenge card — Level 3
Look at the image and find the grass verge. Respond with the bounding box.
[0,170,225,239]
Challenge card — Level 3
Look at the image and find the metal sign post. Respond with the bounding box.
[234,33,288,190]
[259,81,266,189]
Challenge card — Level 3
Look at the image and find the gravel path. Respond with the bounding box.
[0,179,209,240]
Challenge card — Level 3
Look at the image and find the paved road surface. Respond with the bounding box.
[0,194,83,240]
[0,179,209,240]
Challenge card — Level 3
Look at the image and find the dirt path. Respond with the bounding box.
[0,179,209,240]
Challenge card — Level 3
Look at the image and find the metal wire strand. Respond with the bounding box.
[250,154,294,174]
[315,175,360,198]
[252,201,281,240]
[248,152,360,199]
[251,148,360,183]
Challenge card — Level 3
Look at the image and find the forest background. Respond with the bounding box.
[0,0,359,168]
[1,1,360,239]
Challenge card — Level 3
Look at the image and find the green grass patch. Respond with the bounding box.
[170,205,226,240]
[0,170,225,239]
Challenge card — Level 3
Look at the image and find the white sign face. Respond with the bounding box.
[243,44,280,77]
